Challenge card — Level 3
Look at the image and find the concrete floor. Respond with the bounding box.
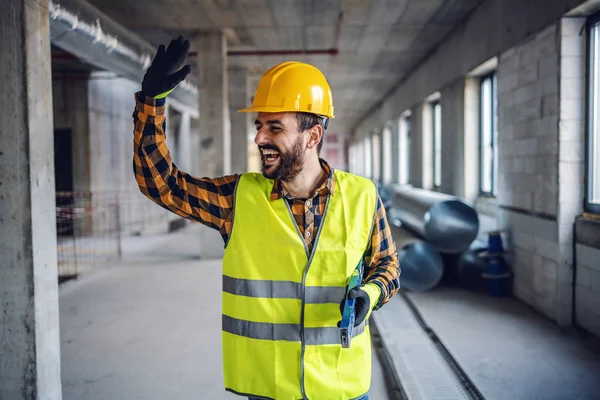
[407,287,600,400]
[59,224,390,400]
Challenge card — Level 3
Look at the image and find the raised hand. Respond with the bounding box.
[141,35,191,99]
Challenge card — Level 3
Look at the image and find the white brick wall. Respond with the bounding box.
[498,24,559,217]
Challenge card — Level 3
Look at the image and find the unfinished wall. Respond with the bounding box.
[497,24,560,218]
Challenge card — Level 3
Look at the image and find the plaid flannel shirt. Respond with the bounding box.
[132,92,400,308]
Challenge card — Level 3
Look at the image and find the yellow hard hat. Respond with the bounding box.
[238,61,335,119]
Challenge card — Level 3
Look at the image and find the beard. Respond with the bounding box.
[261,135,305,181]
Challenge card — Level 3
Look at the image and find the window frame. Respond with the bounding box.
[431,100,442,188]
[478,71,498,197]
[586,12,600,214]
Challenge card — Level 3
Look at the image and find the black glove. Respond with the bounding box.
[141,35,191,98]
[337,286,371,328]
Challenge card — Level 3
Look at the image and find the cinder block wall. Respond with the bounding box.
[496,24,563,320]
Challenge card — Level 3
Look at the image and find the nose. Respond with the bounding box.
[254,126,269,147]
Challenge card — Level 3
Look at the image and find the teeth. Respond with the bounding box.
[262,150,279,155]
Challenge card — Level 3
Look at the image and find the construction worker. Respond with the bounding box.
[133,36,400,400]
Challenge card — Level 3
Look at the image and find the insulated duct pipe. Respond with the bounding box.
[49,0,198,107]
[391,225,444,292]
[389,185,479,254]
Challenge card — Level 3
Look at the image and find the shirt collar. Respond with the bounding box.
[270,158,336,201]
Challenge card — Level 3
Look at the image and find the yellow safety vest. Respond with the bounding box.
[221,170,378,400]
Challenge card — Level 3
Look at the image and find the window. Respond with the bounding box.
[372,134,381,182]
[587,14,600,213]
[480,73,498,196]
[382,126,392,184]
[432,101,442,188]
[364,136,372,178]
[398,114,411,184]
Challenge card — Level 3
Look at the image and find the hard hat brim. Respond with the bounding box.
[238,105,334,119]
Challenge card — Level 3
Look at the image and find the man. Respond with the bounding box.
[133,36,400,400]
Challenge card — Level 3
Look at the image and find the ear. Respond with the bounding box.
[306,124,323,151]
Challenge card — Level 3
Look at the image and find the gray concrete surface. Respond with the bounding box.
[229,67,251,175]
[60,225,390,399]
[0,0,62,398]
[196,31,231,178]
[407,287,600,400]
[372,293,473,399]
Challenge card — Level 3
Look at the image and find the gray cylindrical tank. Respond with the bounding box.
[392,226,444,292]
[389,185,479,254]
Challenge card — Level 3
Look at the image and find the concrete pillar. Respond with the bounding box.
[390,118,400,184]
[440,79,466,197]
[229,67,251,174]
[0,1,62,399]
[409,104,427,188]
[196,31,230,177]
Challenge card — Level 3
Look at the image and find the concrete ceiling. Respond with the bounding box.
[86,0,483,133]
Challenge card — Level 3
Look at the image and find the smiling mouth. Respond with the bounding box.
[261,149,280,164]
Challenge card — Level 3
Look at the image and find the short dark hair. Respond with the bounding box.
[296,112,326,153]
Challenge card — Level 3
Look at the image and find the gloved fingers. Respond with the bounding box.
[168,65,191,87]
[174,39,191,66]
[166,36,183,56]
[165,36,189,72]
[353,302,369,327]
[347,286,365,299]
[150,44,166,68]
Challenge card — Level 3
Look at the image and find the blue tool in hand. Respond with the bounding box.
[340,264,362,348]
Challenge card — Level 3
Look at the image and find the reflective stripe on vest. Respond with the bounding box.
[222,315,369,344]
[222,276,346,304]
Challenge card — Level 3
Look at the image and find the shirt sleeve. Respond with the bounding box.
[132,92,238,233]
[362,194,401,310]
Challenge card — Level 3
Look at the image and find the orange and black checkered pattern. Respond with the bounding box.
[133,92,400,308]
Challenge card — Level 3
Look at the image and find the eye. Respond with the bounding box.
[271,127,281,133]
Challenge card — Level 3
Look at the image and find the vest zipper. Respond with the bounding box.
[283,193,332,400]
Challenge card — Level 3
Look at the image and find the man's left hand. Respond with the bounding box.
[338,286,371,328]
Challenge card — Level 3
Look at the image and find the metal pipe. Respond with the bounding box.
[389,185,479,254]
[391,225,444,292]
[228,48,338,56]
[49,0,198,107]
[188,48,338,58]
[190,12,344,59]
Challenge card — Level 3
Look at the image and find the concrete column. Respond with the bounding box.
[390,118,400,184]
[196,31,230,177]
[409,104,427,188]
[0,1,62,399]
[440,79,466,197]
[228,67,251,174]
